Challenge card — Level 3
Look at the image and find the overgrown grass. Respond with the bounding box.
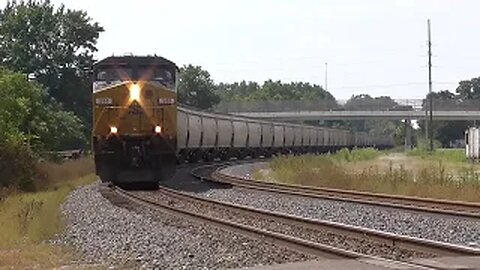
[269,148,381,173]
[407,148,466,163]
[0,244,73,269]
[0,157,96,269]
[331,147,380,162]
[36,157,95,189]
[0,174,95,248]
[263,149,480,202]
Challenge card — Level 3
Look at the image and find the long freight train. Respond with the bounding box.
[92,56,394,187]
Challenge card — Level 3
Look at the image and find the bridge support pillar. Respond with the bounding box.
[404,119,412,150]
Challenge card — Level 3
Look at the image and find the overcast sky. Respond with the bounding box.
[3,0,480,99]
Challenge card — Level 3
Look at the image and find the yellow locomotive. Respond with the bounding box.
[92,56,178,187]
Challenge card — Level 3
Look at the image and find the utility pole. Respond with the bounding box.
[324,62,328,91]
[428,19,433,152]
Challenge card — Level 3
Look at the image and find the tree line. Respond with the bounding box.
[178,64,480,146]
[0,0,101,189]
[177,64,335,109]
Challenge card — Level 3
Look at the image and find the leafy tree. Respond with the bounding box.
[436,90,456,99]
[341,94,400,135]
[0,68,85,190]
[177,64,220,109]
[218,80,334,102]
[250,80,335,101]
[214,80,336,113]
[0,134,38,190]
[456,77,480,100]
[419,90,470,147]
[0,69,85,151]
[392,121,416,146]
[216,81,261,101]
[0,0,104,123]
[344,94,397,110]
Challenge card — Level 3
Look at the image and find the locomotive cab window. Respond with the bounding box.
[94,66,176,92]
[93,67,133,92]
[95,68,132,82]
[136,66,176,89]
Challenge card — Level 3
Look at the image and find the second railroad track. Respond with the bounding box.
[202,164,480,219]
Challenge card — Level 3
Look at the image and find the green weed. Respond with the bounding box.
[0,174,96,248]
[265,151,480,202]
[408,148,466,163]
[0,158,96,269]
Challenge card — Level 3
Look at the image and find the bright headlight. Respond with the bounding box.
[110,126,118,134]
[129,83,141,101]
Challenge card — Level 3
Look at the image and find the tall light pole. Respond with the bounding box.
[324,62,328,91]
[427,19,433,152]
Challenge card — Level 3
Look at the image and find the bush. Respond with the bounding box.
[0,68,86,152]
[414,137,442,151]
[0,68,90,191]
[36,157,94,189]
[0,134,94,192]
[0,136,38,191]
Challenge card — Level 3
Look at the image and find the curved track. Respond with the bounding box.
[208,164,480,219]
[102,163,480,270]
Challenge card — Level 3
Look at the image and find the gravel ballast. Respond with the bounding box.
[136,190,431,260]
[56,183,313,269]
[191,163,480,248]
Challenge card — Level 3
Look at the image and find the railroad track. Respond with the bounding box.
[102,173,480,270]
[205,164,480,219]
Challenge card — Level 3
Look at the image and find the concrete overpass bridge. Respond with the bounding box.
[216,99,480,121]
[215,99,480,149]
[231,110,480,121]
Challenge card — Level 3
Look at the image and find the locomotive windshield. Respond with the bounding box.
[93,65,176,92]
[136,66,175,89]
[96,67,133,82]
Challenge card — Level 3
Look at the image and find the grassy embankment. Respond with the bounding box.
[257,148,480,202]
[0,157,96,269]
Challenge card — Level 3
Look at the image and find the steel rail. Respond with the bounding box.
[162,175,480,258]
[208,167,480,219]
[108,186,359,259]
[106,185,447,270]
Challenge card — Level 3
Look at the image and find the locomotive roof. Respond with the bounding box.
[94,55,179,70]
